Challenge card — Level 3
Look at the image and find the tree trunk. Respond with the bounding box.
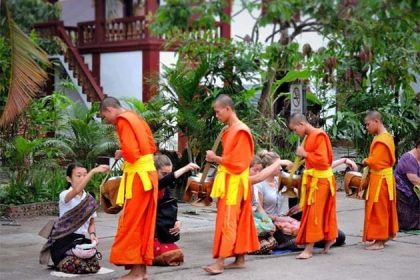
[257,26,290,116]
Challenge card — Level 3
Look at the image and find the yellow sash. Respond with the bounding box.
[210,165,249,206]
[366,167,394,202]
[300,168,334,208]
[116,154,156,206]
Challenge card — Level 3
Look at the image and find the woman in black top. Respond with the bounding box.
[153,154,199,266]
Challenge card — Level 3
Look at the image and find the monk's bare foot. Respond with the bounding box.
[224,261,245,269]
[116,273,132,280]
[202,263,224,275]
[296,251,312,259]
[117,266,147,280]
[364,240,374,245]
[322,239,336,254]
[116,274,144,280]
[366,241,385,250]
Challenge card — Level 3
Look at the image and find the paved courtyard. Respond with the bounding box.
[1,193,419,280]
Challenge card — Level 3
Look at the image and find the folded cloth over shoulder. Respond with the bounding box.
[39,194,98,265]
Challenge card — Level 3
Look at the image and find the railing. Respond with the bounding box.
[104,16,147,42]
[37,16,224,50]
[34,21,79,49]
[34,21,105,102]
[159,21,223,42]
[78,21,96,46]
[34,21,62,41]
[77,16,223,47]
[187,22,223,40]
[78,16,148,46]
[64,26,78,46]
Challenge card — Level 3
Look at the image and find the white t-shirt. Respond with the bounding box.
[255,178,288,216]
[59,187,97,235]
[252,184,260,211]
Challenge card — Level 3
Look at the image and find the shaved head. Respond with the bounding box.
[289,113,308,126]
[364,110,385,135]
[100,96,124,124]
[100,96,121,112]
[214,94,235,111]
[288,113,311,137]
[365,111,383,123]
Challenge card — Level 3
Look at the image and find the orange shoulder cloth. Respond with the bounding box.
[371,133,395,163]
[226,121,254,145]
[117,111,157,154]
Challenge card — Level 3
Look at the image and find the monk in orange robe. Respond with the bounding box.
[362,111,398,250]
[101,97,158,280]
[288,113,338,259]
[203,94,259,275]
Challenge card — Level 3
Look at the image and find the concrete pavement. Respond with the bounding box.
[1,193,419,280]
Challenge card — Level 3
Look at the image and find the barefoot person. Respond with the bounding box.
[288,113,338,259]
[362,111,399,250]
[153,154,200,266]
[100,97,158,280]
[39,163,109,274]
[203,94,259,274]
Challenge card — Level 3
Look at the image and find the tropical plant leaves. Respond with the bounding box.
[0,0,51,127]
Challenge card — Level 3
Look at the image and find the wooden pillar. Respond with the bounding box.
[142,0,159,102]
[220,0,232,39]
[144,0,158,15]
[95,0,105,43]
[92,0,105,84]
[142,48,160,102]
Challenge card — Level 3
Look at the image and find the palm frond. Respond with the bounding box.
[41,139,76,158]
[0,0,51,126]
[88,141,119,159]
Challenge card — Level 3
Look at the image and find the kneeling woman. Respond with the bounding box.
[40,163,109,274]
[153,155,199,266]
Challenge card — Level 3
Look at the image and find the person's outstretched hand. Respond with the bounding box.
[344,159,358,171]
[114,149,123,160]
[93,164,110,174]
[185,163,200,172]
[286,205,301,216]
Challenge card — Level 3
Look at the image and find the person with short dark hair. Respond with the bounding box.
[101,96,158,280]
[40,163,109,274]
[362,111,399,250]
[288,113,338,259]
[202,94,259,274]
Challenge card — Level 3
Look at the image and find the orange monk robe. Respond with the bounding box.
[110,111,158,266]
[363,133,398,241]
[212,123,260,258]
[296,129,338,245]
